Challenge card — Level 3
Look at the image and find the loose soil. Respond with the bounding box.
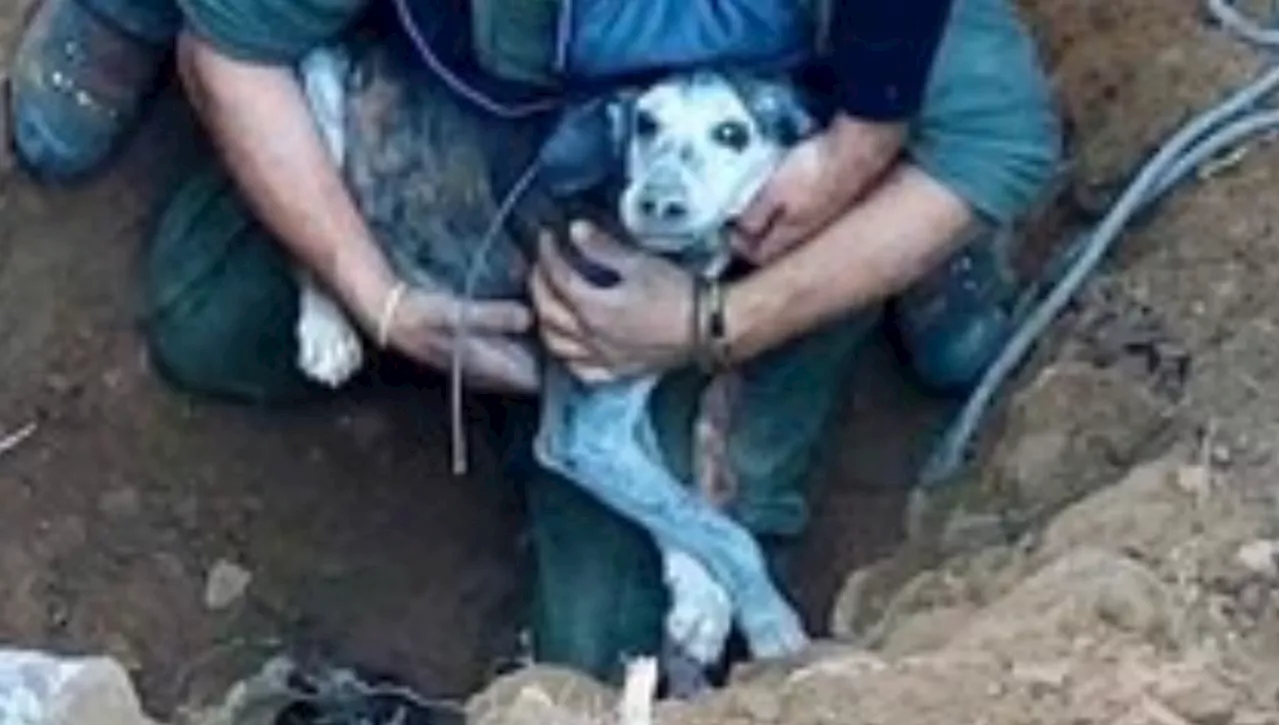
[1,0,1276,721]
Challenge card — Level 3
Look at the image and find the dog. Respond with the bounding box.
[295,47,815,670]
[534,70,816,668]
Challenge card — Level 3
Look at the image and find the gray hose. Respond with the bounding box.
[921,0,1278,487]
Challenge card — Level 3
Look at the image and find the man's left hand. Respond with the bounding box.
[733,114,906,264]
[531,222,696,383]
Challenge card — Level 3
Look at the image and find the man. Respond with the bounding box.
[8,0,1059,683]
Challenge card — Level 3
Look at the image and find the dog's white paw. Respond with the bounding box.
[662,548,733,666]
[738,596,809,660]
[296,289,365,387]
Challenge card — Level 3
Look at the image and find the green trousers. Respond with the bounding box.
[144,165,872,683]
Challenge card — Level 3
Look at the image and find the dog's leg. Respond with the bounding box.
[535,367,808,661]
[295,278,366,387]
[695,371,741,507]
[293,46,366,388]
[653,370,743,667]
[659,547,733,666]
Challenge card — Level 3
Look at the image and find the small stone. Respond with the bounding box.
[1210,443,1233,467]
[732,688,782,722]
[1012,661,1071,690]
[203,559,253,611]
[1234,540,1277,580]
[1174,465,1213,497]
[99,488,142,519]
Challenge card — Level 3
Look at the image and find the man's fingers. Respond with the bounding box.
[540,325,594,363]
[530,261,587,336]
[456,298,534,335]
[537,230,593,300]
[750,219,811,264]
[458,337,541,394]
[568,361,616,385]
[734,183,783,239]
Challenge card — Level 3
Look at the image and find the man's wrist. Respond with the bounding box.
[691,276,732,372]
[332,247,401,336]
[717,275,781,367]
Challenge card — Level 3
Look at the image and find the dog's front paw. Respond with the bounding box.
[662,549,733,666]
[296,293,365,387]
[738,597,809,660]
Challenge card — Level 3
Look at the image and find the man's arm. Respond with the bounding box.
[176,34,537,390]
[734,1,956,263]
[726,165,972,362]
[825,0,954,122]
[176,34,396,332]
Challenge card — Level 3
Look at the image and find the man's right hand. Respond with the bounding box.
[382,285,539,395]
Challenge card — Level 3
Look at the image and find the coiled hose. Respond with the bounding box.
[920,0,1280,487]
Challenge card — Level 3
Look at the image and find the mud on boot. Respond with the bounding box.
[894,227,1022,395]
[8,0,173,182]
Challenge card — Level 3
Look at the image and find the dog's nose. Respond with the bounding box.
[639,196,688,221]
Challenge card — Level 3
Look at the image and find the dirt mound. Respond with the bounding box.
[470,454,1277,725]
[465,0,1277,721]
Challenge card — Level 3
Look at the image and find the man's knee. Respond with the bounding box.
[145,293,311,404]
[524,471,666,683]
[728,313,875,537]
[145,168,315,403]
[909,0,1064,226]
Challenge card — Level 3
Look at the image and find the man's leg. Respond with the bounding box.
[9,0,178,180]
[891,0,1061,393]
[144,163,321,403]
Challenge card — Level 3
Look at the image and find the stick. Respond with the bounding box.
[0,422,36,456]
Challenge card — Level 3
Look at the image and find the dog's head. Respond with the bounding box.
[614,71,815,258]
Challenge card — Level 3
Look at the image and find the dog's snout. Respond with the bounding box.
[638,194,689,221]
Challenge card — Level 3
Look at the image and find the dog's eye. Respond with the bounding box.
[711,120,751,151]
[634,110,659,140]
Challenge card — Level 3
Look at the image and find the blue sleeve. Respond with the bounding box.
[824,0,954,121]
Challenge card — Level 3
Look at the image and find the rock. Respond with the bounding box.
[99,488,143,520]
[202,559,252,611]
[0,651,159,725]
[1234,540,1278,580]
[905,364,1173,570]
[1011,660,1071,690]
[951,549,1176,656]
[467,666,614,725]
[1150,660,1239,725]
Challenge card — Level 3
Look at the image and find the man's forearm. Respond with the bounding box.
[725,165,974,362]
[176,33,394,331]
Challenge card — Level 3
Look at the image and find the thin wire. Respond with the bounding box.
[451,158,544,475]
[921,0,1278,486]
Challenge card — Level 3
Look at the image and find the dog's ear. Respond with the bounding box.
[732,75,817,147]
[537,92,634,199]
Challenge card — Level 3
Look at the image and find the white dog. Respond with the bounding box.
[295,52,814,670]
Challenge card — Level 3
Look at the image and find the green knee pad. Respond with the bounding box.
[145,166,318,403]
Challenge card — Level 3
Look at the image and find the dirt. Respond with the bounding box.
[467,0,1279,722]
[0,0,919,715]
[2,0,1277,723]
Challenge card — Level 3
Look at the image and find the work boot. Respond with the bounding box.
[893,227,1021,395]
[8,0,175,182]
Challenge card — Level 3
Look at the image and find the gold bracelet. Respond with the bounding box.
[375,281,409,349]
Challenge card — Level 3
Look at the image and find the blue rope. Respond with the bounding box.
[921,0,1279,487]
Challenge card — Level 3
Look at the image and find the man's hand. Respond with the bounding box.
[381,284,539,394]
[733,114,906,264]
[531,222,696,383]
